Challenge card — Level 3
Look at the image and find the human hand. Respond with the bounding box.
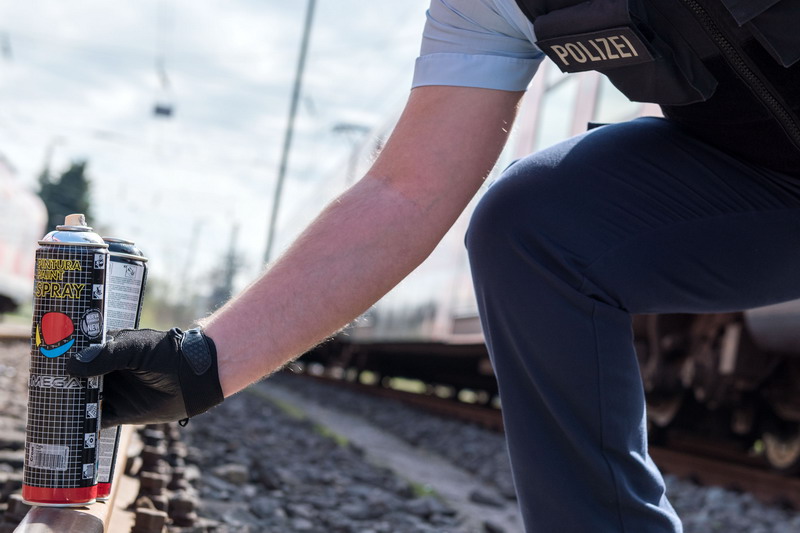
[67,328,224,428]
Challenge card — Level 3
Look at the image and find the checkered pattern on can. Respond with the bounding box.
[24,244,107,489]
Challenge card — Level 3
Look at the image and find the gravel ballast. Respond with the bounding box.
[183,387,469,533]
[220,371,800,533]
[2,338,800,532]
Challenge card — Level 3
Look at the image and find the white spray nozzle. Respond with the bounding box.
[64,214,87,227]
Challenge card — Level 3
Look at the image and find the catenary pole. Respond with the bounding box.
[264,0,317,264]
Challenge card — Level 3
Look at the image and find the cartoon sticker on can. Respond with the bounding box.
[36,312,76,359]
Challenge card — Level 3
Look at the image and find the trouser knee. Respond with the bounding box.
[468,172,530,261]
[466,165,563,281]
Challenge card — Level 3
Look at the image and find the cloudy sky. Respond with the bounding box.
[0,0,430,299]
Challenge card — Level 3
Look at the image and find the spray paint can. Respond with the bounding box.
[95,237,148,501]
[22,214,108,506]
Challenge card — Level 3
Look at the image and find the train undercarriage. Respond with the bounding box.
[300,306,800,475]
[635,311,800,474]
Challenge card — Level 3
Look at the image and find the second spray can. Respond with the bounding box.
[95,237,148,500]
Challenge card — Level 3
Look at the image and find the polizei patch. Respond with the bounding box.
[536,27,653,73]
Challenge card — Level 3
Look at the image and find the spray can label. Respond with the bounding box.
[23,244,107,505]
[104,255,146,330]
[96,246,147,496]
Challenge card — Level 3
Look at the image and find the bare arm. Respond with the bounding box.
[201,85,524,396]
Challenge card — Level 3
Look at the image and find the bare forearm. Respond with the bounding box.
[202,174,476,395]
[201,86,523,396]
[64,87,522,429]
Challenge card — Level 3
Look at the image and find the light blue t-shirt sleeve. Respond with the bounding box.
[412,0,544,91]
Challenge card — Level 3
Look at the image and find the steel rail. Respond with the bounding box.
[300,373,505,431]
[301,371,800,509]
[0,324,30,341]
[651,445,800,509]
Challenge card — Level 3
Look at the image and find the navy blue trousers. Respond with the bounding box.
[466,117,800,533]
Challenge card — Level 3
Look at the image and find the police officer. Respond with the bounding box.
[69,1,800,531]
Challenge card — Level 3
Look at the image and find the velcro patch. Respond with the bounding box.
[536,27,653,73]
[181,328,212,375]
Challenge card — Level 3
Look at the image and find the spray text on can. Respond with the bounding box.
[95,237,148,500]
[22,214,108,506]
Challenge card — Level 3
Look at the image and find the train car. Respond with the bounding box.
[302,63,656,388]
[300,61,800,473]
[0,154,48,314]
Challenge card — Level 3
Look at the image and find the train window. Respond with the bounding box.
[592,76,642,124]
[543,61,570,88]
[532,75,580,151]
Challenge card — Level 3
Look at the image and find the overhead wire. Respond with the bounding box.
[0,1,428,196]
[0,27,279,66]
[0,113,279,182]
[1,32,12,60]
[0,1,430,287]
[152,0,175,116]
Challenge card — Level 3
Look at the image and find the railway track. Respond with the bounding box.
[298,370,800,511]
[301,373,505,432]
[3,320,799,529]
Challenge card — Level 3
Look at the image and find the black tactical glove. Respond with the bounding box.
[67,328,224,428]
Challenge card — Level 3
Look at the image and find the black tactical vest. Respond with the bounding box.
[514,0,800,175]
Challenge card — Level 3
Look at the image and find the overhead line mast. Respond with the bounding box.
[264,0,317,264]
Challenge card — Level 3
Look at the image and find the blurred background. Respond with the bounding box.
[0,0,430,327]
[5,5,800,530]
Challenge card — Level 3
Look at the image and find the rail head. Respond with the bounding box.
[13,507,104,533]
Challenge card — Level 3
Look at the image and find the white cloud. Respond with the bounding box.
[0,0,429,301]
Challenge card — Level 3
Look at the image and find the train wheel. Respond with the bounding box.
[763,428,800,474]
[647,392,684,428]
[731,404,755,436]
